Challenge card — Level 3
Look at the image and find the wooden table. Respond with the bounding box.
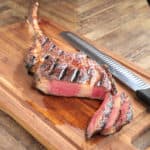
[0,0,150,149]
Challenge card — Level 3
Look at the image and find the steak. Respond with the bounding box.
[25,2,133,138]
[25,2,117,99]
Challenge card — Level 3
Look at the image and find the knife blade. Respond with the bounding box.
[61,31,150,105]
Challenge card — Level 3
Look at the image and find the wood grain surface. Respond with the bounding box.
[0,18,150,150]
[0,0,150,150]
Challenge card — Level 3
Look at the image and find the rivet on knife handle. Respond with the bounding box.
[61,31,150,106]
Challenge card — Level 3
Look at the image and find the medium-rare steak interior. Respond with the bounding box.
[25,2,133,138]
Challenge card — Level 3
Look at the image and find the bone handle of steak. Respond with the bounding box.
[27,2,43,37]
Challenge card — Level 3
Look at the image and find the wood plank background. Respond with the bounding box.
[0,0,150,149]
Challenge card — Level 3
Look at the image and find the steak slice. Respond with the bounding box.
[101,93,121,135]
[101,93,133,135]
[86,93,114,139]
[25,2,117,99]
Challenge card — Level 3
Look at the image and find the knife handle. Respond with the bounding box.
[136,88,150,106]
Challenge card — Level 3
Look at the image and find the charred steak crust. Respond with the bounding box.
[25,4,115,99]
[25,2,133,138]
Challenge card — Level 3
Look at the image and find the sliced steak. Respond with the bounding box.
[86,93,133,138]
[25,2,133,139]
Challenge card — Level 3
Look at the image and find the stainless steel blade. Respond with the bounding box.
[61,31,150,91]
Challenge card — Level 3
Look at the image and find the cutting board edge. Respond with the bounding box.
[0,81,80,150]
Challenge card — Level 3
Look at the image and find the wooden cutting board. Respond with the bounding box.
[0,19,150,150]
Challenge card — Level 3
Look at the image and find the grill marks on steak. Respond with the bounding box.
[26,33,113,98]
[25,2,133,138]
[26,6,113,93]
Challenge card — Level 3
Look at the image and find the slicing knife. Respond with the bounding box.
[61,31,150,105]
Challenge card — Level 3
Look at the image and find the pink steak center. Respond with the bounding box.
[48,80,80,97]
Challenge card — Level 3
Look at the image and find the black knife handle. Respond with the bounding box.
[136,88,150,105]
